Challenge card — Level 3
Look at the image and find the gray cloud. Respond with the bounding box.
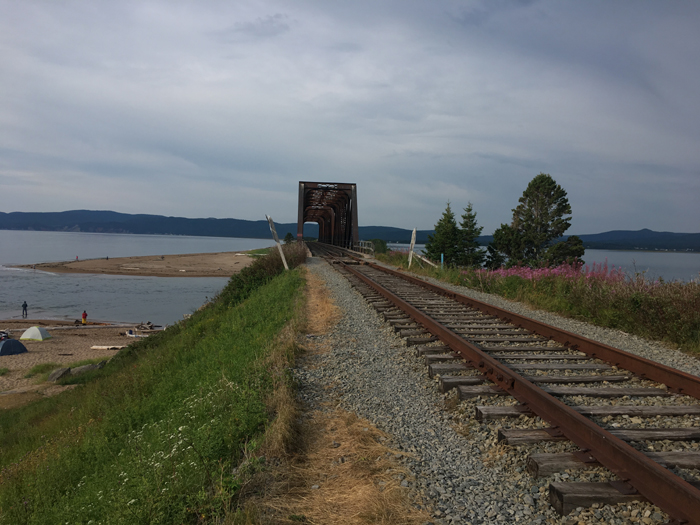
[1,0,699,234]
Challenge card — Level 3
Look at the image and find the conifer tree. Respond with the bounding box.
[457,202,485,268]
[488,173,579,267]
[424,202,461,266]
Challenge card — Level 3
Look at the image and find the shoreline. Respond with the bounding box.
[11,250,256,278]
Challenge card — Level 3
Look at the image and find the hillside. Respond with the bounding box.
[1,210,698,250]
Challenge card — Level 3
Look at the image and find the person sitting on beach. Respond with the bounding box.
[22,301,28,318]
[82,310,88,325]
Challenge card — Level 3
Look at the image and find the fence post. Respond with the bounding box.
[265,215,289,270]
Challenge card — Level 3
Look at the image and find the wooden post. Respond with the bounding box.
[266,215,289,270]
[408,228,416,268]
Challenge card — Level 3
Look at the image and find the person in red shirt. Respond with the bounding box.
[82,311,88,325]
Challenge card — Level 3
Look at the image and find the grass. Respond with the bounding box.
[22,363,60,379]
[0,368,9,377]
[0,243,308,524]
[377,251,700,355]
[246,247,272,257]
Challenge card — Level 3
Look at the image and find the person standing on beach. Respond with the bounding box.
[82,310,88,325]
[22,301,28,318]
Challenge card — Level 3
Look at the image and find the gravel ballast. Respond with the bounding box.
[295,257,686,524]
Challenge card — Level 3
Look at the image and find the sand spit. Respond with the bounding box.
[13,251,256,278]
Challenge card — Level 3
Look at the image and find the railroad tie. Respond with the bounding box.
[528,451,700,477]
[498,427,700,445]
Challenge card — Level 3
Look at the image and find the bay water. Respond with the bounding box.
[0,231,275,325]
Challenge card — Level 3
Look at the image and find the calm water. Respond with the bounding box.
[0,231,275,325]
[388,243,700,282]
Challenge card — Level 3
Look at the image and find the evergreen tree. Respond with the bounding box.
[457,202,485,267]
[544,235,585,266]
[489,173,577,267]
[424,202,461,266]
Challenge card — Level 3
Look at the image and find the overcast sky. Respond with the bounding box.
[2,1,699,235]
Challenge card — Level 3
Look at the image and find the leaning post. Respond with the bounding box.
[266,215,289,271]
[408,228,416,269]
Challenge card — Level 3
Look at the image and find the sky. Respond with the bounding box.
[1,1,699,235]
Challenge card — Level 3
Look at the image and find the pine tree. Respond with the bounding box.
[424,202,461,266]
[457,202,485,268]
[488,173,577,267]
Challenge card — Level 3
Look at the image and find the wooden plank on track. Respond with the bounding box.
[440,375,487,392]
[524,374,631,384]
[498,428,568,444]
[424,353,461,364]
[481,345,568,352]
[406,336,438,346]
[458,384,506,398]
[509,363,612,371]
[528,451,700,477]
[491,354,590,360]
[415,345,451,356]
[468,336,548,343]
[541,386,670,397]
[477,404,700,420]
[549,482,644,516]
[399,329,430,337]
[455,329,528,336]
[499,427,700,444]
[429,362,470,378]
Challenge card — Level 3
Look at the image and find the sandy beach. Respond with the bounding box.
[14,251,256,277]
[0,320,153,409]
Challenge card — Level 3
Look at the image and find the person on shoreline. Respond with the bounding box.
[82,310,88,325]
[22,301,28,318]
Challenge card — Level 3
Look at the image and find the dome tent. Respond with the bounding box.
[0,339,28,356]
[20,326,52,341]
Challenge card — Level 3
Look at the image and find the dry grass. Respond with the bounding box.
[246,409,429,525]
[305,271,342,337]
[231,265,431,524]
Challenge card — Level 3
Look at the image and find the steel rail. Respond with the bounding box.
[341,261,700,523]
[372,262,700,399]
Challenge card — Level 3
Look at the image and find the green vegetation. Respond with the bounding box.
[369,238,388,254]
[0,368,9,377]
[246,247,272,257]
[283,232,295,244]
[0,243,307,524]
[488,173,583,268]
[22,363,60,379]
[424,202,461,266]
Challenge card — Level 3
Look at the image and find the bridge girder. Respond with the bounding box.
[297,181,358,248]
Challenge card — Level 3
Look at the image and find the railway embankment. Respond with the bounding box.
[0,245,308,523]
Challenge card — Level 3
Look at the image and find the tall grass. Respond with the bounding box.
[378,251,700,354]
[0,243,307,524]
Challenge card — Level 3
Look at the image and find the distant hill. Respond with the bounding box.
[1,211,698,251]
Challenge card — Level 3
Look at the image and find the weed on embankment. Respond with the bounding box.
[0,243,307,524]
[378,252,700,354]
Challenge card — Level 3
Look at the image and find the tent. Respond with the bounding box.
[0,339,28,356]
[20,326,52,341]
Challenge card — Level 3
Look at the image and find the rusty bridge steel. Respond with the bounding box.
[297,181,359,248]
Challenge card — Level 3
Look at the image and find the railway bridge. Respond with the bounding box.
[297,181,358,248]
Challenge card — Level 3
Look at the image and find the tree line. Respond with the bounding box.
[424,173,584,269]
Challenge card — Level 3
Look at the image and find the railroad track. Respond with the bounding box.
[308,242,700,523]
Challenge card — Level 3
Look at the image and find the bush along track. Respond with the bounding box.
[0,243,307,524]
